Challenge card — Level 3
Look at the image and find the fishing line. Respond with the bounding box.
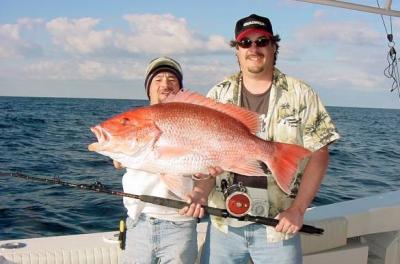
[0,171,323,235]
[377,0,400,97]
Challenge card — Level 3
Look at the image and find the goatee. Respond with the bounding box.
[247,66,264,74]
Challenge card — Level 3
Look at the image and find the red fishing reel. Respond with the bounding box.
[220,179,251,217]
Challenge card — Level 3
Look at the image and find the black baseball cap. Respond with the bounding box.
[235,14,273,41]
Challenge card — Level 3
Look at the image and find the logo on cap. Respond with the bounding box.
[243,21,265,27]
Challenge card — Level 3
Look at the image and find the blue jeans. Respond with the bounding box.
[122,214,198,264]
[201,222,302,264]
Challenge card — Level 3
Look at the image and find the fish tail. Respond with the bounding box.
[260,141,311,194]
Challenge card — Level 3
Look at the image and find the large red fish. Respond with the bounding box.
[88,91,310,197]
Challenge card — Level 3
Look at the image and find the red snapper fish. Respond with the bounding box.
[88,91,311,197]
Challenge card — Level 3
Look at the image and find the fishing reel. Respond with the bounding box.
[220,179,251,217]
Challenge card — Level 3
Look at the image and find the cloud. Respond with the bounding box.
[0,24,19,58]
[110,61,143,81]
[19,58,145,81]
[1,13,232,90]
[78,61,107,80]
[42,14,229,57]
[280,17,391,94]
[46,17,113,54]
[205,35,228,51]
[114,14,229,54]
[0,18,43,58]
[2,13,390,97]
[79,59,144,80]
[298,63,382,91]
[182,56,235,87]
[296,20,381,46]
[23,60,77,80]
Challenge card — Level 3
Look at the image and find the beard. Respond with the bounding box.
[247,65,265,74]
[244,52,266,74]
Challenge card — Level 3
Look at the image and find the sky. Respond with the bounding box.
[1,0,400,109]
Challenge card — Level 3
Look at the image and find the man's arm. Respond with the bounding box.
[275,145,329,234]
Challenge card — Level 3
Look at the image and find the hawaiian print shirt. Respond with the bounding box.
[207,68,340,241]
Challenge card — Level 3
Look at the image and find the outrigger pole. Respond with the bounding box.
[294,0,400,17]
[0,171,324,235]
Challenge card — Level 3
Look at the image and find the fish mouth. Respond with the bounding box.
[88,125,111,152]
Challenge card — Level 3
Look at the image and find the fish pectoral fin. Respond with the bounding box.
[228,159,268,176]
[155,146,192,159]
[160,174,192,199]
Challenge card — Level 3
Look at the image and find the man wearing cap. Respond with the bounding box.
[183,14,340,263]
[118,56,200,264]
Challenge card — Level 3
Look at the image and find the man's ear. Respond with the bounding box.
[272,43,277,53]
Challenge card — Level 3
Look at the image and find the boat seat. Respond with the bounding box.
[301,216,348,255]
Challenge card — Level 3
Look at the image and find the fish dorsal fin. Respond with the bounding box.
[165,90,260,133]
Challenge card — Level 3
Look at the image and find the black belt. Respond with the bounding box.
[233,174,268,189]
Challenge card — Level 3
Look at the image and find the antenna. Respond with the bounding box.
[294,0,400,17]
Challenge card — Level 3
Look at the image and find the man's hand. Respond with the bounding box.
[193,166,224,179]
[113,160,124,169]
[179,168,219,218]
[179,188,208,218]
[274,206,304,234]
[274,146,329,234]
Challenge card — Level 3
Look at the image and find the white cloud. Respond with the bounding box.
[111,62,143,81]
[114,14,229,54]
[46,17,113,54]
[296,20,380,45]
[23,60,76,80]
[17,17,44,29]
[280,17,391,94]
[304,64,382,91]
[3,13,390,98]
[42,14,229,56]
[205,35,229,51]
[0,18,43,58]
[79,59,143,80]
[78,61,107,80]
[184,59,234,87]
[0,24,19,58]
[20,58,146,81]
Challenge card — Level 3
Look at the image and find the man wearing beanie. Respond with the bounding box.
[182,14,340,263]
[117,56,199,264]
[144,56,183,104]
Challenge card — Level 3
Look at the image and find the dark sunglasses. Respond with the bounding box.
[237,37,272,49]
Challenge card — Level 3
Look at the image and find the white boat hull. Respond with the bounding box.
[1,190,399,264]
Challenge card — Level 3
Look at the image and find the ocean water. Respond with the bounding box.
[0,96,399,240]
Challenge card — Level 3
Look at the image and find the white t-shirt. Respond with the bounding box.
[122,168,193,222]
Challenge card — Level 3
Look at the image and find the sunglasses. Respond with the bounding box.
[237,37,272,49]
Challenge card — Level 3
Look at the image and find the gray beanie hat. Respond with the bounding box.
[144,56,183,98]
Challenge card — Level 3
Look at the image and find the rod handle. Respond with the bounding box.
[246,216,324,234]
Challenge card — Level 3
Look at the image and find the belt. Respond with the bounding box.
[233,174,268,189]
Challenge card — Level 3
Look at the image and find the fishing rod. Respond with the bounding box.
[0,171,324,235]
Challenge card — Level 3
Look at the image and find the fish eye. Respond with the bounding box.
[120,117,130,125]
